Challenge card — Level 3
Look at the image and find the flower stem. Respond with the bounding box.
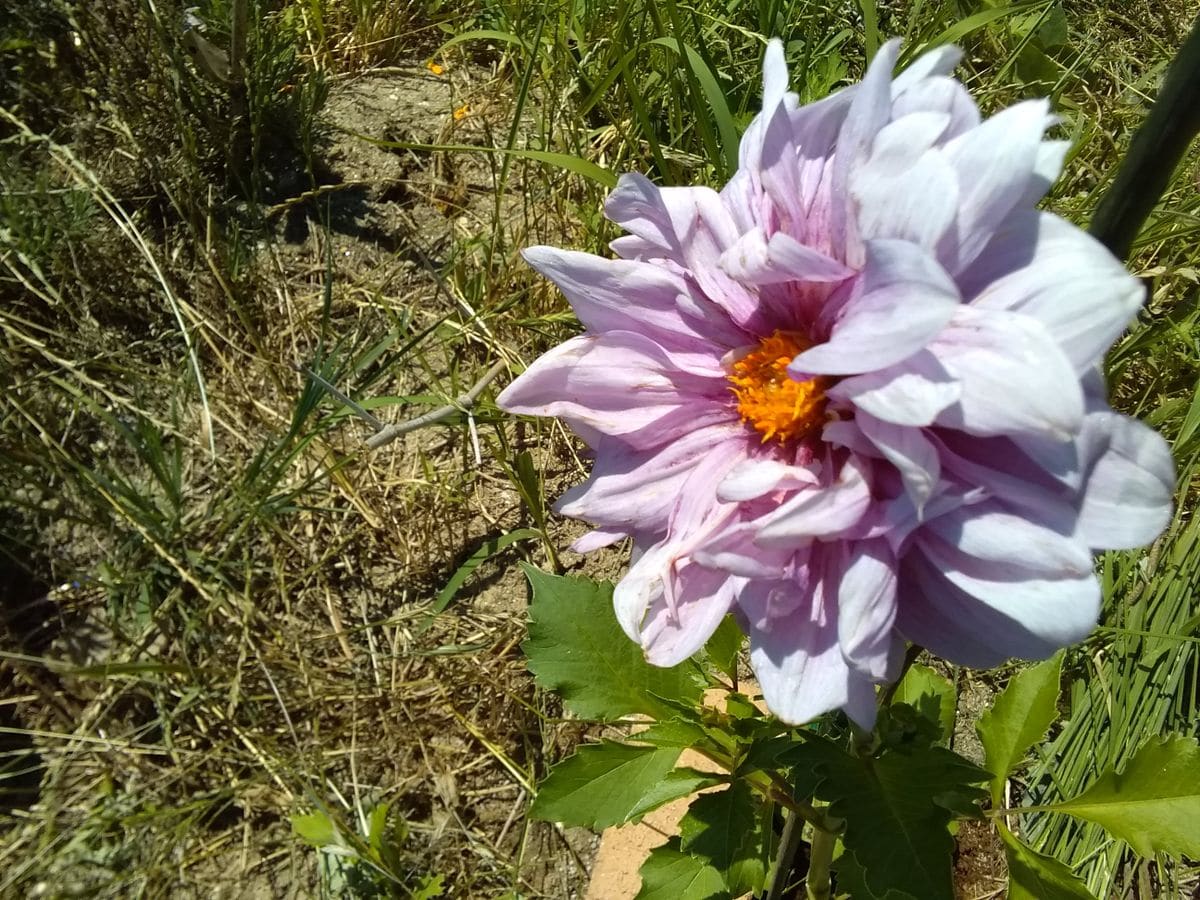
[805,819,841,900]
[765,807,804,900]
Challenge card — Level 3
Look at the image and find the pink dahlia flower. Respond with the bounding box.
[498,40,1175,727]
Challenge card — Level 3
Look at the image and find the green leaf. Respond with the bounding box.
[522,565,704,721]
[999,825,1096,900]
[626,768,726,823]
[832,850,917,900]
[529,741,683,829]
[410,873,445,900]
[787,738,989,900]
[977,653,1063,804]
[292,810,339,848]
[422,529,540,631]
[635,837,729,900]
[1047,735,1200,858]
[703,615,742,681]
[632,719,714,749]
[892,663,955,744]
[679,781,766,896]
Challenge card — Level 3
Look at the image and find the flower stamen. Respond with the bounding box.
[728,330,828,444]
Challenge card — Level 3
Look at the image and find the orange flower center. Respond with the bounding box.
[728,330,829,444]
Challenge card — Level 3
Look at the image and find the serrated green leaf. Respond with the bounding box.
[892,663,956,744]
[1047,735,1200,858]
[292,810,338,848]
[631,719,713,749]
[410,873,445,899]
[626,768,726,823]
[977,653,1063,804]
[999,824,1096,900]
[529,741,682,830]
[635,837,729,900]
[522,565,704,721]
[703,615,743,681]
[678,781,766,896]
[787,738,988,900]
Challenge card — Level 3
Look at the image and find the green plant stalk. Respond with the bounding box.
[805,819,840,900]
[1089,14,1200,260]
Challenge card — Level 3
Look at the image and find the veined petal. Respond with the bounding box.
[923,501,1093,578]
[964,211,1145,372]
[898,546,1101,667]
[570,528,628,553]
[930,306,1083,439]
[739,574,874,727]
[557,424,748,532]
[1077,412,1175,549]
[719,228,854,284]
[832,39,901,265]
[757,455,872,545]
[941,99,1056,269]
[717,456,821,502]
[851,113,959,249]
[856,412,940,511]
[835,538,899,680]
[497,332,732,447]
[789,239,960,376]
[828,349,960,426]
[639,562,740,666]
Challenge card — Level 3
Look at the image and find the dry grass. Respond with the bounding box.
[1,0,1197,897]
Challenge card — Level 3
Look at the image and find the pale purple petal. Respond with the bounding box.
[717,456,822,502]
[835,539,899,680]
[850,113,959,249]
[964,211,1146,372]
[832,40,901,265]
[557,424,748,531]
[757,455,872,545]
[1076,412,1175,549]
[827,350,960,426]
[856,412,940,510]
[571,528,628,553]
[940,100,1056,269]
[739,574,875,727]
[930,306,1083,439]
[719,228,854,284]
[789,239,960,376]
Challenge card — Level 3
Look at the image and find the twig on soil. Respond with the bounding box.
[365,361,506,449]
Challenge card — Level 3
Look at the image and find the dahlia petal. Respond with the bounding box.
[851,116,959,249]
[965,211,1145,372]
[756,455,872,545]
[717,456,822,502]
[691,521,798,578]
[828,350,960,426]
[836,538,899,680]
[893,44,962,90]
[1018,140,1070,207]
[497,332,732,447]
[761,38,789,112]
[719,228,854,284]
[789,239,960,376]
[640,563,740,666]
[941,100,1056,268]
[1077,412,1174,549]
[740,577,860,726]
[857,412,940,510]
[571,528,628,553]
[930,306,1083,439]
[557,424,747,531]
[898,547,1101,666]
[890,75,980,138]
[832,40,901,264]
[924,502,1093,578]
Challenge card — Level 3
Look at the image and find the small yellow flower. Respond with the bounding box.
[426,60,444,76]
[453,104,470,121]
